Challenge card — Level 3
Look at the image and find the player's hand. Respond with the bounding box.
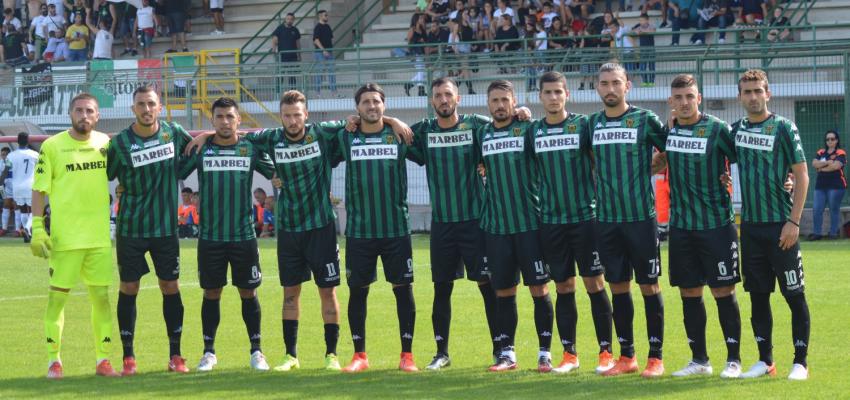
[184,131,214,155]
[477,163,486,177]
[667,107,678,128]
[784,172,794,193]
[271,177,283,189]
[386,117,414,145]
[345,115,360,132]
[779,221,799,250]
[719,173,732,189]
[514,106,532,121]
[30,216,52,259]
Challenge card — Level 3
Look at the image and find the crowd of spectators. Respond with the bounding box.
[401,0,793,93]
[0,0,220,67]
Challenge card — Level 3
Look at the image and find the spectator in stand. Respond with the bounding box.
[641,0,669,28]
[134,0,155,58]
[188,191,199,237]
[45,3,65,35]
[426,0,449,23]
[154,0,165,36]
[468,4,485,50]
[2,27,28,65]
[449,15,476,94]
[611,20,636,71]
[494,14,519,73]
[606,0,626,13]
[312,9,336,97]
[164,0,187,52]
[669,0,700,45]
[809,130,847,240]
[493,0,517,25]
[29,3,50,62]
[766,6,790,42]
[405,13,427,97]
[540,2,558,29]
[42,27,67,61]
[209,0,224,35]
[481,1,494,51]
[63,11,87,61]
[92,0,108,27]
[260,195,275,238]
[67,0,85,26]
[577,22,602,90]
[632,13,656,86]
[3,7,21,36]
[568,0,594,20]
[86,8,113,59]
[696,0,731,44]
[114,1,137,56]
[46,0,64,21]
[525,16,547,91]
[448,0,464,21]
[739,0,766,24]
[271,12,300,89]
[252,188,266,237]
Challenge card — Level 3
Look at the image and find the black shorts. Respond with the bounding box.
[167,12,186,34]
[116,234,180,282]
[741,222,805,296]
[430,220,489,283]
[345,235,414,288]
[198,238,262,289]
[541,221,605,283]
[277,223,341,288]
[485,230,549,290]
[210,8,223,13]
[669,223,741,289]
[595,219,661,285]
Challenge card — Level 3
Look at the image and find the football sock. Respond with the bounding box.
[785,293,810,367]
[644,293,664,359]
[241,296,262,354]
[715,294,741,362]
[283,319,298,357]
[432,281,453,355]
[750,292,774,365]
[588,289,613,354]
[21,212,31,233]
[496,295,518,352]
[348,286,369,353]
[117,291,137,358]
[87,286,113,360]
[14,209,21,230]
[556,292,578,354]
[1,208,9,230]
[478,282,501,357]
[324,323,339,355]
[611,292,635,358]
[162,292,184,357]
[44,289,69,362]
[682,296,708,363]
[533,294,554,352]
[201,297,220,354]
[393,285,416,353]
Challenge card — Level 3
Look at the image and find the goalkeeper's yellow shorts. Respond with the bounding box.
[49,247,113,289]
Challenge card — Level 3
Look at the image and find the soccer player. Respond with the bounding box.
[178,97,275,372]
[0,146,15,235]
[529,71,615,374]
[3,132,40,241]
[107,85,193,375]
[732,69,810,380]
[31,93,119,378]
[477,80,552,372]
[590,63,667,378]
[337,83,421,373]
[661,74,744,378]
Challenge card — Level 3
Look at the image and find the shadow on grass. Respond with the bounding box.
[1,366,771,399]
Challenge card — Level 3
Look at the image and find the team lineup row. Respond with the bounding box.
[30,63,810,381]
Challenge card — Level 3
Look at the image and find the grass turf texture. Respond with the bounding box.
[0,236,846,399]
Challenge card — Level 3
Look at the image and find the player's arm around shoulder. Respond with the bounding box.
[645,109,669,149]
[254,148,276,180]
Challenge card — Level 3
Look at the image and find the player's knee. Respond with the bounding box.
[158,279,179,295]
[237,288,256,299]
[283,284,302,298]
[679,286,703,297]
[204,288,223,299]
[529,284,549,297]
[609,281,631,294]
[318,287,337,301]
[49,286,71,293]
[638,283,661,295]
[709,285,735,298]
[583,276,606,293]
[496,287,517,297]
[556,279,576,294]
[120,281,140,295]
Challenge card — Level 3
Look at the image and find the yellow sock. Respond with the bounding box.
[88,286,114,360]
[45,289,69,362]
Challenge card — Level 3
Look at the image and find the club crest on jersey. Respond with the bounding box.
[764,125,775,135]
[161,132,171,142]
[386,135,395,144]
[512,127,522,136]
[696,127,706,137]
[568,124,577,133]
[99,147,108,157]
[625,118,635,128]
[305,134,315,144]
[239,146,248,156]
[459,123,468,130]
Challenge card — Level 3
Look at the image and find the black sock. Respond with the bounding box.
[681,296,707,363]
[478,282,500,357]
[556,292,577,354]
[283,319,298,357]
[201,297,221,354]
[241,296,262,354]
[324,323,339,355]
[750,292,773,365]
[715,294,741,362]
[611,292,635,358]
[432,282,453,356]
[348,286,369,353]
[393,285,416,353]
[588,290,613,354]
[533,294,554,352]
[162,292,184,357]
[496,295,518,352]
[785,293,810,367]
[644,293,664,359]
[117,292,137,358]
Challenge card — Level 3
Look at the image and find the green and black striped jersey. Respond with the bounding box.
[530,113,595,224]
[589,106,667,223]
[410,114,489,223]
[178,137,275,241]
[476,118,540,234]
[664,113,736,230]
[248,121,344,232]
[730,113,806,223]
[107,121,192,238]
[336,125,419,239]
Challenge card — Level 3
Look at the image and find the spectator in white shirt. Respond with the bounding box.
[46,0,64,20]
[3,7,21,36]
[86,9,113,59]
[541,2,559,29]
[134,0,155,58]
[493,0,517,25]
[29,3,50,61]
[46,3,65,35]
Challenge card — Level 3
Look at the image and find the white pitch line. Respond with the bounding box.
[0,282,200,303]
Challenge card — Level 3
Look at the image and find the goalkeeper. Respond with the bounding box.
[31,93,119,379]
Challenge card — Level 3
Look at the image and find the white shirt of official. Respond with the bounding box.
[7,148,39,199]
[136,6,155,29]
[93,30,114,59]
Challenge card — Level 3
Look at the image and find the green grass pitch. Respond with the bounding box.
[0,236,847,399]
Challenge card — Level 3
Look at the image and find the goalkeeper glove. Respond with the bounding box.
[30,216,52,258]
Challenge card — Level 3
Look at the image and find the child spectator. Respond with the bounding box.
[260,196,275,238]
